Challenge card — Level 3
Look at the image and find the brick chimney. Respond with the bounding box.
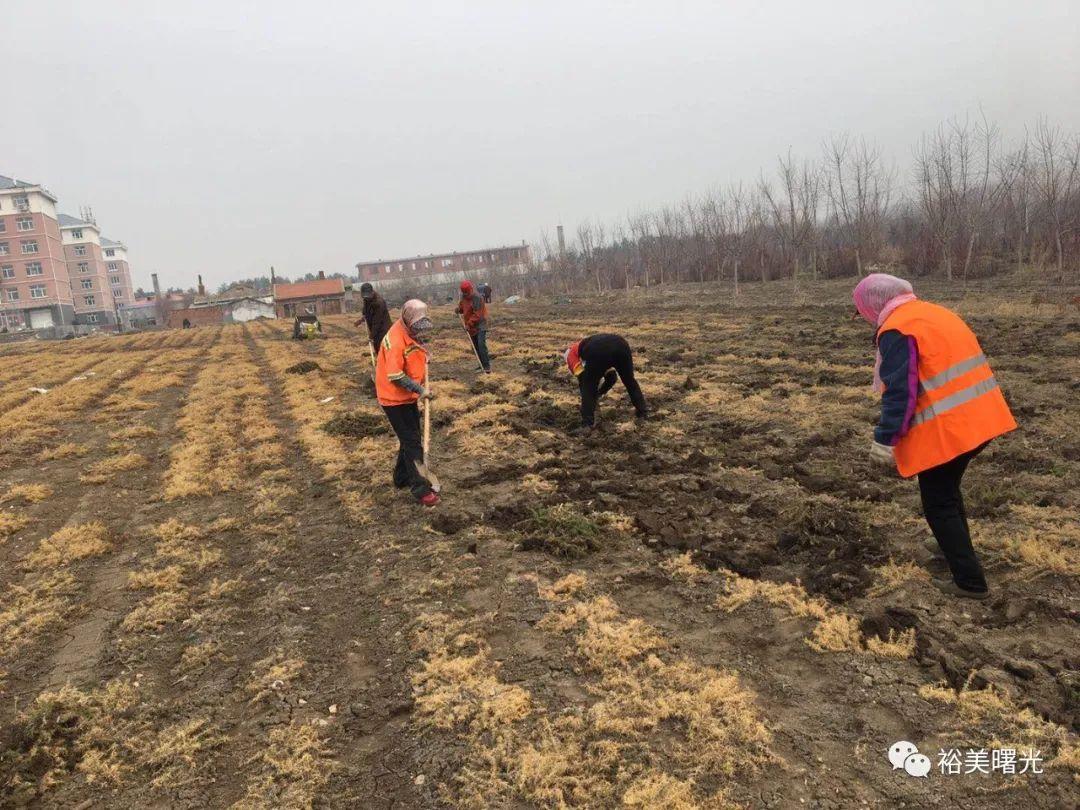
[197,275,205,296]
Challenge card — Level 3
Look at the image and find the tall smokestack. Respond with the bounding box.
[151,273,163,326]
[197,274,205,296]
[556,224,565,256]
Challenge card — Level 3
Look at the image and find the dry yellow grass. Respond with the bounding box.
[0,571,78,658]
[715,571,915,659]
[26,522,111,570]
[0,510,30,540]
[247,650,306,704]
[919,680,1076,771]
[1,483,53,504]
[522,586,774,806]
[39,442,89,460]
[661,552,710,584]
[122,520,228,635]
[866,559,932,597]
[3,678,220,799]
[110,424,158,440]
[233,723,334,809]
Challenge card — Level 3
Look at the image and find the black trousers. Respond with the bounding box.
[470,330,491,371]
[578,334,648,426]
[917,443,988,592]
[382,403,432,499]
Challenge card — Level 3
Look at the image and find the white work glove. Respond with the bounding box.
[869,441,895,466]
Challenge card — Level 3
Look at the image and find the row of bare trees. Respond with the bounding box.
[524,115,1080,295]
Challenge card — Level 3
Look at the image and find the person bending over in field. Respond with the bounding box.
[564,333,649,432]
[354,282,392,352]
[456,280,491,373]
[854,273,1016,600]
[375,299,439,507]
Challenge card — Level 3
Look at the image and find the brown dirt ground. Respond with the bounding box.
[0,277,1077,809]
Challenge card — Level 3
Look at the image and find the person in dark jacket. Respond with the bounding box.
[480,283,492,303]
[456,280,491,372]
[355,283,392,352]
[563,334,649,429]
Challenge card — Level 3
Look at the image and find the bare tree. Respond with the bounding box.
[1032,117,1080,274]
[824,134,896,275]
[760,151,821,286]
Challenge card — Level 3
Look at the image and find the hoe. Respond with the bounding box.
[414,362,440,493]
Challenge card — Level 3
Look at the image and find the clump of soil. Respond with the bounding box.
[429,509,472,535]
[518,504,602,557]
[322,411,386,438]
[285,360,322,375]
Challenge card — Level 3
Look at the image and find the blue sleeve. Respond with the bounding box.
[875,330,916,445]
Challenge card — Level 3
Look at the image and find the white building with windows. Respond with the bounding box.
[100,237,136,313]
[59,212,117,327]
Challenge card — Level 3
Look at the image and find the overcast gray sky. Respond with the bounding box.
[2,1,1078,291]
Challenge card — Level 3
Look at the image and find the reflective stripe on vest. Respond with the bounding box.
[918,352,987,394]
[912,376,1000,427]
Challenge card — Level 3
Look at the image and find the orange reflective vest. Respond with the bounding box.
[878,300,1016,477]
[375,319,427,406]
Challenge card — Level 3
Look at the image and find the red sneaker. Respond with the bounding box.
[419,492,440,507]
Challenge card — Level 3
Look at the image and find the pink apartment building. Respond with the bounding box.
[0,175,74,330]
[100,237,135,313]
[59,213,117,327]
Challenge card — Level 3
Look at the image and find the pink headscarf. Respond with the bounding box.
[852,273,917,391]
[401,299,428,327]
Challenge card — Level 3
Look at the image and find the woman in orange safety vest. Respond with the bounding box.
[375,299,439,507]
[854,274,1017,600]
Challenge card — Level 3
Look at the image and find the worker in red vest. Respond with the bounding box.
[456,280,491,372]
[854,273,1017,599]
[375,299,438,507]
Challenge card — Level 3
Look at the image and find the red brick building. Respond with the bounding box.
[273,276,347,318]
[355,244,530,286]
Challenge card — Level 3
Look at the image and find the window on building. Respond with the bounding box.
[25,262,42,276]
[105,249,115,257]
[0,220,4,232]
[411,262,416,270]
[0,242,9,256]
[424,261,430,269]
[1,265,12,279]
[86,313,99,323]
[441,258,453,267]
[81,279,94,290]
[107,262,117,271]
[14,195,29,212]
[71,229,83,239]
[30,284,46,299]
[5,289,18,301]
[21,241,38,255]
[74,245,86,256]
[398,263,404,271]
[113,288,122,298]
[384,264,390,272]
[84,295,96,306]
[77,262,89,273]
[110,275,120,285]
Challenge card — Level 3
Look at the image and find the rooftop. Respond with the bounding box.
[58,213,96,229]
[273,278,346,300]
[0,174,34,190]
[101,237,125,248]
[0,174,58,202]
